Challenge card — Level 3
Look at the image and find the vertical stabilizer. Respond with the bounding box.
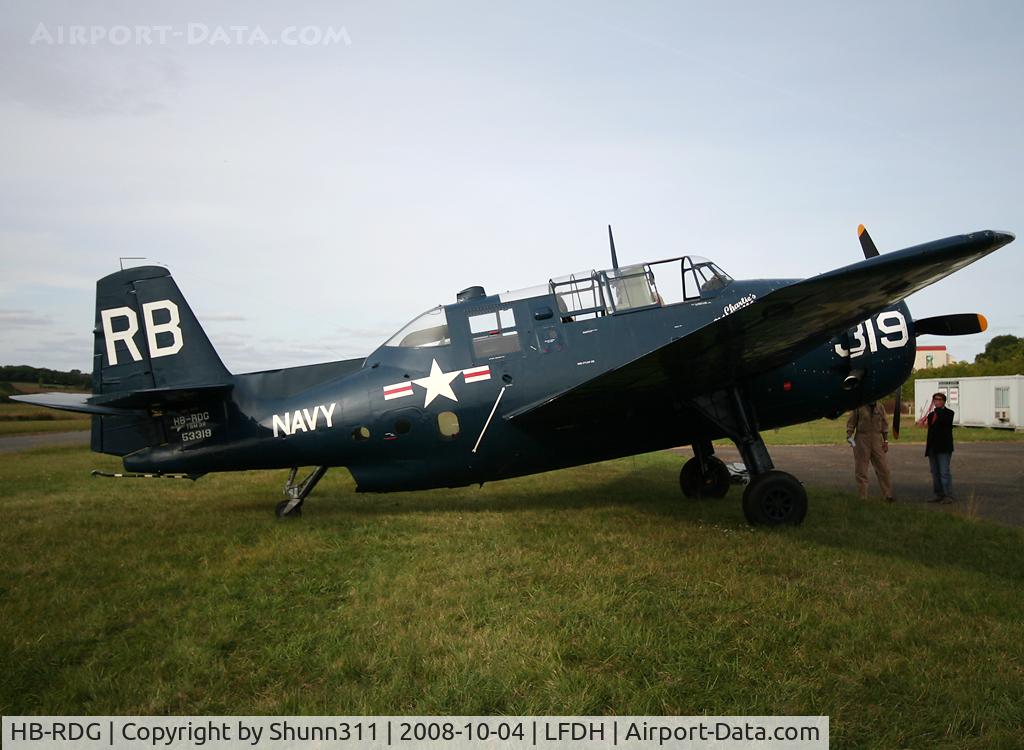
[90,266,233,456]
[93,265,231,396]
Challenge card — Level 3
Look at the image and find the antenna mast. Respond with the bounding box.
[608,225,619,270]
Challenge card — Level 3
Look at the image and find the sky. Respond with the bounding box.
[1,0,1022,373]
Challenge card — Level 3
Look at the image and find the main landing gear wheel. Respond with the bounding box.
[742,471,807,526]
[275,499,303,519]
[679,456,731,498]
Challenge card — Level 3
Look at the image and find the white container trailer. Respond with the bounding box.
[913,375,1024,430]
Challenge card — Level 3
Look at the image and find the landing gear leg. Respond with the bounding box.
[276,466,328,519]
[690,388,807,526]
[679,440,731,498]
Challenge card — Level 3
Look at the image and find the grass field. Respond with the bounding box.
[1,445,1022,748]
[0,403,91,435]
[3,381,88,394]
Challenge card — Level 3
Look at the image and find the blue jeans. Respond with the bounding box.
[928,453,953,498]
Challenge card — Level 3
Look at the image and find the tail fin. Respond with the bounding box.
[94,265,231,395]
[91,266,232,456]
[14,266,234,457]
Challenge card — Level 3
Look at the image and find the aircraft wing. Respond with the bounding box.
[507,229,1014,426]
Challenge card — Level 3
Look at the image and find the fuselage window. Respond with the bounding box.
[437,411,460,438]
[352,426,371,441]
[469,306,520,358]
[394,418,412,434]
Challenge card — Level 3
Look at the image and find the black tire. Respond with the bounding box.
[741,471,807,526]
[679,456,731,499]
[275,499,302,519]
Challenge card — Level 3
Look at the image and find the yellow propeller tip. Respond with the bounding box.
[857,224,866,236]
[978,314,988,332]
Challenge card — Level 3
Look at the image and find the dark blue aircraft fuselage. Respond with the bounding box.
[123,278,915,491]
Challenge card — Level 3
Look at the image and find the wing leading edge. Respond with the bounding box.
[507,229,1014,426]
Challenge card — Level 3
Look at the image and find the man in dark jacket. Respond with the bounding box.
[917,392,955,503]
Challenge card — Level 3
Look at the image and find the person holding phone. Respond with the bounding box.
[917,392,956,503]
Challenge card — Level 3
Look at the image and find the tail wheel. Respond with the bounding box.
[679,456,731,499]
[742,470,807,525]
[275,499,303,519]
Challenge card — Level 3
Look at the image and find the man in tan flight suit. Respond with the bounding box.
[845,401,894,502]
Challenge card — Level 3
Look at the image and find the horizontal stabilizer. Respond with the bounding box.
[11,392,135,416]
[12,382,233,415]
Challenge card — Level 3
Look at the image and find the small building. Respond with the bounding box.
[914,375,1024,430]
[913,345,956,371]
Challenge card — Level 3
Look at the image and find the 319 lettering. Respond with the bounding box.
[834,310,909,358]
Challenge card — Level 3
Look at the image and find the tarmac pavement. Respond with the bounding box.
[707,442,1024,528]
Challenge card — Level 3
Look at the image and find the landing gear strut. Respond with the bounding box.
[276,466,328,518]
[689,387,807,526]
[679,440,731,498]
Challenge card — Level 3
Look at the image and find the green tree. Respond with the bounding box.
[975,335,1024,363]
[901,338,1024,404]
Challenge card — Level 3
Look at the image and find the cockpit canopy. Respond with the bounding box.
[384,306,450,348]
[382,254,732,347]
[502,255,733,320]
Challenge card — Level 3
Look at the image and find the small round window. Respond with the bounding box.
[437,411,460,438]
[394,418,412,435]
[352,426,370,441]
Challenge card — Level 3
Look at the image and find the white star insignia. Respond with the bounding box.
[413,359,461,407]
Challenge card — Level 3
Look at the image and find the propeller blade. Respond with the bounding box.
[857,224,880,259]
[915,313,988,336]
[892,389,901,440]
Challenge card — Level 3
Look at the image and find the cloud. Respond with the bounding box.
[0,28,185,117]
[334,325,392,340]
[0,231,100,296]
[202,328,370,374]
[0,328,89,370]
[0,309,54,326]
[200,312,248,322]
